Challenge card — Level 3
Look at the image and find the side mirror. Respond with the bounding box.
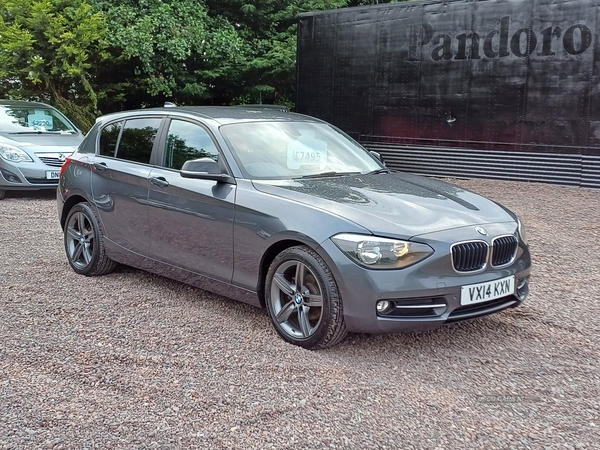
[180,158,235,184]
[370,150,385,164]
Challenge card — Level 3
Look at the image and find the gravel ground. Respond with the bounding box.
[0,179,599,450]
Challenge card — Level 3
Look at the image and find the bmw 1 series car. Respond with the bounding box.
[57,106,531,349]
[0,100,83,200]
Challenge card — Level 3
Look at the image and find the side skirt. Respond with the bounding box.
[103,239,262,308]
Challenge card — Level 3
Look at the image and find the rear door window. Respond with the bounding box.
[116,118,161,164]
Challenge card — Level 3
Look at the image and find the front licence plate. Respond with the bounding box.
[46,170,60,180]
[460,275,515,306]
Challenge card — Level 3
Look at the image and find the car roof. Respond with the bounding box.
[96,105,323,126]
[0,99,54,108]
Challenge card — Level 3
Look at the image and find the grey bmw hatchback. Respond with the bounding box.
[57,106,531,349]
[0,100,83,199]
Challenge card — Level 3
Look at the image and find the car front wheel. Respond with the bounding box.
[64,202,116,276]
[0,190,5,200]
[266,246,347,349]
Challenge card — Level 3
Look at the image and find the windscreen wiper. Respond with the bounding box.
[365,168,390,175]
[8,130,77,135]
[299,171,361,179]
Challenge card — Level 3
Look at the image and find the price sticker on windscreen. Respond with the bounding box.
[28,110,53,130]
[287,138,327,170]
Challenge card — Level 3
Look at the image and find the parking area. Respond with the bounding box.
[1,179,599,449]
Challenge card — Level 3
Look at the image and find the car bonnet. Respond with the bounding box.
[251,172,516,239]
[0,132,82,153]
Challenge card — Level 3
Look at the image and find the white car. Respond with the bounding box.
[0,100,83,200]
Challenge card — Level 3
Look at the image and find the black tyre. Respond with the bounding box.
[266,246,347,349]
[64,202,116,276]
[0,190,6,200]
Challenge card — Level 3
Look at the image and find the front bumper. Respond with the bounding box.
[318,224,532,334]
[0,160,62,191]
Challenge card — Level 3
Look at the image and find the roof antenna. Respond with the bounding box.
[164,101,177,107]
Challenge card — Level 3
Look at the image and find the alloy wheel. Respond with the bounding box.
[65,211,95,270]
[269,259,324,340]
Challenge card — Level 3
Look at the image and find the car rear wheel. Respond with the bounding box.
[64,202,116,276]
[266,246,347,349]
[0,190,5,200]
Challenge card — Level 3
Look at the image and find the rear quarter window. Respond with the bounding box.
[98,121,123,157]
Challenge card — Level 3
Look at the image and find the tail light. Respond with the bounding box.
[59,157,72,178]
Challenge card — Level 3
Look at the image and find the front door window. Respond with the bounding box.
[164,120,219,170]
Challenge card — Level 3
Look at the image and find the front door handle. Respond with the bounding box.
[93,162,107,172]
[149,176,169,188]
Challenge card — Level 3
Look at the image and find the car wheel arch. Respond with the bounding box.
[60,195,88,230]
[257,237,321,308]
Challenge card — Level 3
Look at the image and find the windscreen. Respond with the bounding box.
[0,106,77,133]
[221,121,384,179]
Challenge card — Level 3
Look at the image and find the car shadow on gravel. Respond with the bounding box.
[331,309,542,355]
[101,264,543,356]
[2,190,56,200]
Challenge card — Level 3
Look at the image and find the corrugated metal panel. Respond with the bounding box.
[582,155,600,188]
[364,143,600,188]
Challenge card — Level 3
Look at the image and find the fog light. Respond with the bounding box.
[517,276,529,300]
[376,300,391,314]
[0,168,22,184]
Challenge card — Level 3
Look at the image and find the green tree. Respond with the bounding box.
[0,0,404,123]
[201,0,402,106]
[203,0,351,106]
[0,0,109,129]
[93,0,251,110]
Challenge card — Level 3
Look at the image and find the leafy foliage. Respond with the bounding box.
[95,0,250,110]
[0,0,109,129]
[203,0,351,106]
[1,0,403,128]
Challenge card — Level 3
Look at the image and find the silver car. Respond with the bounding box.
[57,106,531,349]
[0,100,83,200]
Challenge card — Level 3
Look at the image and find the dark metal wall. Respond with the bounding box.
[297,0,600,187]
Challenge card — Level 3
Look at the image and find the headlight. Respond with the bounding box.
[517,218,527,244]
[332,233,434,269]
[0,144,33,163]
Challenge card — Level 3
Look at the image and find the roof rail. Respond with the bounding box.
[234,104,289,112]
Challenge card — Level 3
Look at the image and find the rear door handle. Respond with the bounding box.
[93,162,107,172]
[149,176,169,188]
